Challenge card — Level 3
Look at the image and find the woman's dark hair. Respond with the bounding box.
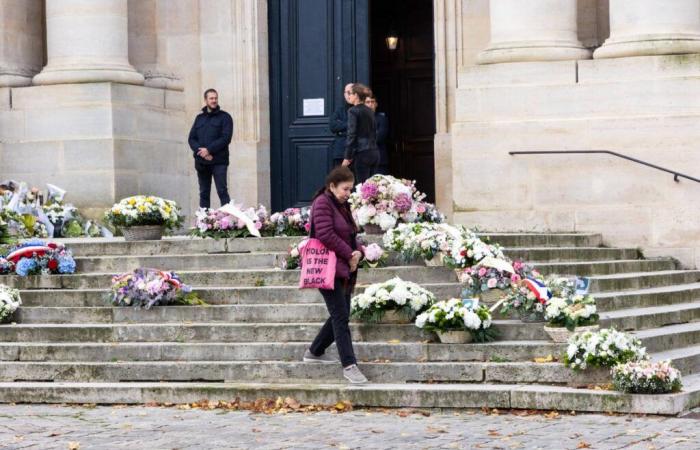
[351,83,372,102]
[313,166,355,199]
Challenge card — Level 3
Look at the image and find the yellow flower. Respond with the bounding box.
[128,198,136,206]
[138,205,146,213]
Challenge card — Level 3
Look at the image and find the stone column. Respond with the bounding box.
[477,0,591,64]
[128,0,183,90]
[33,0,144,85]
[594,0,700,58]
[0,0,44,87]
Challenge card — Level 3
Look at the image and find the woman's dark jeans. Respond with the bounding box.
[353,150,380,184]
[309,277,357,367]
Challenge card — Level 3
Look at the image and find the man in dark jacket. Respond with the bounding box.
[328,83,354,167]
[365,94,389,174]
[188,89,233,208]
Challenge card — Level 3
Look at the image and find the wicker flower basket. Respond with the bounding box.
[544,324,600,343]
[479,288,507,306]
[363,224,383,235]
[424,252,444,267]
[437,330,473,344]
[518,309,546,323]
[567,366,612,388]
[121,225,164,241]
[379,310,414,324]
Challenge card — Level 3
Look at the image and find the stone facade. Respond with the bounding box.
[1,0,700,267]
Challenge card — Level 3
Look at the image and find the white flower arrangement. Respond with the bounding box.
[383,222,504,268]
[104,195,183,231]
[544,294,599,331]
[612,359,682,394]
[350,277,435,323]
[415,298,497,342]
[0,284,21,323]
[564,328,647,371]
[349,175,442,231]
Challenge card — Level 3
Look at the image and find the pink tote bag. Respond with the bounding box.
[298,237,337,290]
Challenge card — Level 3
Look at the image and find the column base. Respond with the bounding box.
[477,42,592,64]
[143,72,184,91]
[594,36,700,59]
[33,65,145,86]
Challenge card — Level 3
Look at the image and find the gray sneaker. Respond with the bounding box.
[303,349,338,364]
[343,364,368,384]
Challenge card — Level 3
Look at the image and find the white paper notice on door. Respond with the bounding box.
[302,98,324,116]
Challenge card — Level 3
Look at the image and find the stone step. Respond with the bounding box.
[636,322,700,353]
[652,344,700,376]
[600,301,700,333]
[17,283,464,307]
[13,300,700,333]
[595,282,700,312]
[17,274,699,309]
[58,233,604,257]
[0,360,580,384]
[0,377,696,414]
[504,247,640,263]
[0,266,458,290]
[70,246,637,273]
[74,252,284,273]
[0,321,547,343]
[0,341,561,363]
[532,259,677,276]
[588,271,700,293]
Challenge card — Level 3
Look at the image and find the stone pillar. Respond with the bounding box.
[128,0,183,90]
[33,0,144,85]
[0,0,44,87]
[594,0,700,58]
[477,0,591,64]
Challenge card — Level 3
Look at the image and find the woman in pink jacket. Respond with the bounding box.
[302,166,368,384]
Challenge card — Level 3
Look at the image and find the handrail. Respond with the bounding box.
[509,150,700,184]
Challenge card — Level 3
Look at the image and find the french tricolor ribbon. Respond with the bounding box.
[522,277,552,304]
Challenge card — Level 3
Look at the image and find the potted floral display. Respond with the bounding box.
[279,238,309,270]
[105,195,182,241]
[0,240,76,276]
[415,298,496,344]
[459,260,536,305]
[543,294,600,343]
[564,328,647,386]
[350,277,435,323]
[268,207,311,236]
[350,174,439,234]
[191,206,267,239]
[500,274,551,322]
[0,284,21,324]
[359,243,388,268]
[442,229,506,270]
[109,268,203,309]
[612,360,682,394]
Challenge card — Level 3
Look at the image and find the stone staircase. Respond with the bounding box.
[1,233,700,415]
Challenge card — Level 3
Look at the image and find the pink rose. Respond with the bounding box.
[511,274,522,283]
[487,278,498,289]
[478,267,487,277]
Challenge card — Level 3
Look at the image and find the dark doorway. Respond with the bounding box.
[268,0,370,210]
[370,0,436,201]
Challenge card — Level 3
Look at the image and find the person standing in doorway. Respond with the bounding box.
[328,83,354,167]
[342,83,379,183]
[365,93,389,175]
[303,166,368,384]
[188,88,233,208]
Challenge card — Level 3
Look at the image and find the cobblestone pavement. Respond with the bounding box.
[0,405,698,450]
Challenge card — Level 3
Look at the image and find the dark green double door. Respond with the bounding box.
[269,0,369,210]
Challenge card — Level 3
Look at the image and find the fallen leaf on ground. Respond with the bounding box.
[534,354,555,363]
[577,441,591,449]
[544,411,559,420]
[68,443,80,450]
[388,339,401,344]
[488,430,501,437]
[426,426,448,434]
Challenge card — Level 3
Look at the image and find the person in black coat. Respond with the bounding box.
[328,83,354,167]
[365,94,389,175]
[342,84,379,183]
[188,89,233,208]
